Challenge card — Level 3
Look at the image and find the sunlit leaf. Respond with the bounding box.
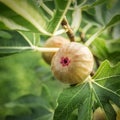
[78,87,94,120]
[54,83,90,120]
[93,60,120,92]
[91,38,120,64]
[46,0,72,34]
[0,0,51,35]
[0,30,40,57]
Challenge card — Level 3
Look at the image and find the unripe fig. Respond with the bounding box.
[116,109,120,120]
[93,107,106,120]
[93,106,120,120]
[51,42,94,84]
[42,36,70,64]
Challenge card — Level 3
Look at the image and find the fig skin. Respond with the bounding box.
[93,106,120,120]
[93,108,106,120]
[116,110,120,120]
[51,42,94,84]
[42,36,70,64]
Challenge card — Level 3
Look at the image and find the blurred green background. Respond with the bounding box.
[0,51,64,120]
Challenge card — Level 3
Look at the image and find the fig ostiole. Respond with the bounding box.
[51,42,94,84]
[42,36,70,65]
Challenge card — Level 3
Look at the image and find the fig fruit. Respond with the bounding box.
[42,36,70,64]
[51,42,94,84]
[93,107,106,120]
[116,109,120,120]
[93,106,120,120]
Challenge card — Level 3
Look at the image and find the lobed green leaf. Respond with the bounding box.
[0,30,40,57]
[93,60,120,92]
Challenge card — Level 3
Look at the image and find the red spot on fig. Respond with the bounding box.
[60,57,70,66]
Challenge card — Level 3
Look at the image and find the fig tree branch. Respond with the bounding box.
[61,18,75,42]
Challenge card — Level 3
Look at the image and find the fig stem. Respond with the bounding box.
[0,46,59,52]
[61,18,75,42]
[33,46,59,52]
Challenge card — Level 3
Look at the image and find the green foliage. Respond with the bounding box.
[0,0,120,120]
[91,38,120,64]
[0,51,64,120]
[0,30,40,57]
[54,82,94,120]
[93,60,120,93]
[54,61,120,120]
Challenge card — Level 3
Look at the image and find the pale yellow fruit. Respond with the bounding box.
[116,110,120,120]
[51,42,94,84]
[42,36,70,64]
[93,105,120,120]
[93,108,106,120]
[112,104,120,120]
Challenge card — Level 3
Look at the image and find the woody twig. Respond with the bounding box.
[61,18,75,42]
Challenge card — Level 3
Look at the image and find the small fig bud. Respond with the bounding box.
[51,42,94,84]
[93,107,106,120]
[42,36,70,64]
